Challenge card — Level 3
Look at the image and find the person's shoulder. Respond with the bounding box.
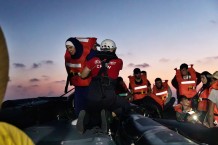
[110,57,122,63]
[211,89,218,94]
[88,57,99,62]
[196,72,201,77]
[147,80,151,85]
[86,57,100,67]
[115,58,123,63]
[172,75,177,80]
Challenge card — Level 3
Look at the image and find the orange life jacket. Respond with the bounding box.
[175,65,197,98]
[129,74,148,100]
[174,104,194,114]
[209,80,218,124]
[174,104,183,113]
[65,37,97,86]
[152,80,169,102]
[197,88,209,111]
[151,80,169,109]
[150,93,164,110]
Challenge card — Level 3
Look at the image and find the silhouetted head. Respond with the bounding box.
[200,71,212,87]
[141,70,147,76]
[180,95,191,106]
[133,68,141,74]
[180,63,188,76]
[155,78,162,89]
[133,68,141,79]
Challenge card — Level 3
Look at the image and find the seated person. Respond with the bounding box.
[151,78,175,110]
[174,95,201,124]
[129,68,163,117]
[128,68,151,105]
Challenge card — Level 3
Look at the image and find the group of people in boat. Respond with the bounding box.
[64,37,218,134]
[172,66,218,128]
[1,26,218,144]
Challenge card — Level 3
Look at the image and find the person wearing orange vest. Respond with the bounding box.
[152,78,175,110]
[128,68,151,105]
[65,37,96,117]
[174,95,200,123]
[207,71,218,128]
[129,68,163,117]
[0,27,34,145]
[195,71,212,122]
[171,63,201,103]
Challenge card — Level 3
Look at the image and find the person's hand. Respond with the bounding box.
[187,113,198,123]
[203,121,210,128]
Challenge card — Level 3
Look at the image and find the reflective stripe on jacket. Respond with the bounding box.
[152,80,169,102]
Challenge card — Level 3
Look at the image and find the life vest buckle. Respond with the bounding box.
[188,86,195,90]
[162,96,166,100]
[70,71,79,76]
[134,91,145,94]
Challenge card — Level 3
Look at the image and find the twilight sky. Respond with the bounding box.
[1,0,218,101]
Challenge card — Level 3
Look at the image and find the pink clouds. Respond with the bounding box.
[127,63,150,68]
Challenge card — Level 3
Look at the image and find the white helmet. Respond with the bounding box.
[100,39,116,51]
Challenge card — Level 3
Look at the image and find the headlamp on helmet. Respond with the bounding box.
[100,39,116,51]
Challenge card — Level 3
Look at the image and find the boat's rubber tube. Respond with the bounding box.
[118,114,197,145]
[155,118,218,145]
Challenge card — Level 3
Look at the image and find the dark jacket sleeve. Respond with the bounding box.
[195,72,201,86]
[129,83,132,90]
[171,75,178,89]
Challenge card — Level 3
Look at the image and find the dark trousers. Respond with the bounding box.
[132,96,163,118]
[74,86,88,117]
[132,96,162,112]
[164,97,176,110]
[86,95,130,128]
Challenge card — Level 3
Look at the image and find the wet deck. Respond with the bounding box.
[24,120,115,145]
